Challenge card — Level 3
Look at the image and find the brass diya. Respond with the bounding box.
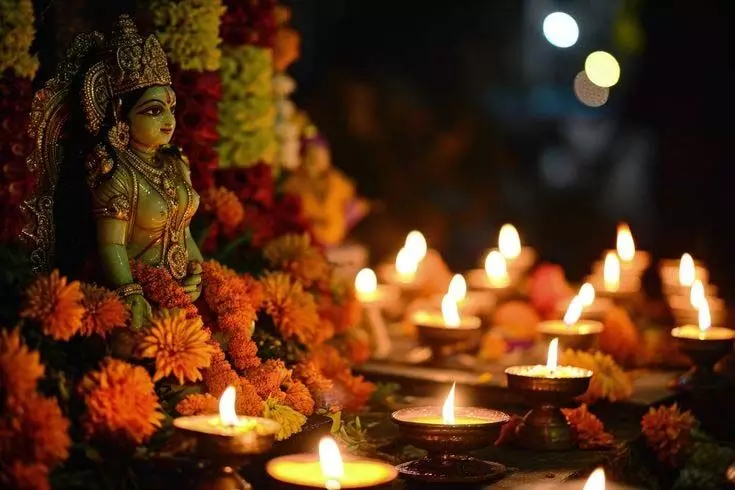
[671,331,734,390]
[391,406,509,484]
[505,366,592,451]
[412,301,482,365]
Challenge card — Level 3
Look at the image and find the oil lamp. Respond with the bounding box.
[659,253,709,298]
[412,294,482,363]
[612,223,649,274]
[538,295,604,351]
[588,252,640,300]
[467,250,515,298]
[554,283,612,322]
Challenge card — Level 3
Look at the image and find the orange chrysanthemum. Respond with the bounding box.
[228,329,261,371]
[0,329,44,407]
[20,270,84,340]
[562,404,615,449]
[201,260,261,334]
[263,233,327,286]
[131,261,197,317]
[137,309,214,384]
[79,358,164,445]
[560,349,634,404]
[243,359,314,416]
[260,272,328,346]
[201,186,245,230]
[79,284,129,337]
[202,342,240,397]
[176,393,219,416]
[10,394,71,466]
[641,403,697,467]
[1,461,49,490]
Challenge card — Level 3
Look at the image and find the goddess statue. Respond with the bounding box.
[23,15,202,329]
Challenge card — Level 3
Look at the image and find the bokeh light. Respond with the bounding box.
[584,51,620,88]
[573,71,609,107]
[542,12,579,48]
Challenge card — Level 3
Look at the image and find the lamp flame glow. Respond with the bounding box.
[319,436,344,490]
[546,338,559,371]
[442,383,456,424]
[583,468,606,490]
[219,386,239,426]
[441,294,461,328]
[679,253,695,287]
[448,274,467,302]
[355,268,377,295]
[563,296,583,325]
[689,279,706,310]
[498,224,522,260]
[404,230,428,261]
[616,223,635,262]
[603,252,620,292]
[395,248,419,279]
[579,283,595,306]
[698,300,711,333]
[484,251,510,287]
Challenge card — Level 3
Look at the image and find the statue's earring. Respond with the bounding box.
[107,121,130,149]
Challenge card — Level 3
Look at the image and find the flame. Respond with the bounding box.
[679,253,695,287]
[448,274,467,302]
[583,468,606,490]
[319,436,344,488]
[579,283,595,306]
[395,247,419,279]
[441,383,456,424]
[698,300,711,333]
[404,230,428,261]
[603,252,620,292]
[441,294,461,328]
[546,338,559,371]
[355,268,377,295]
[616,223,635,262]
[563,296,583,325]
[689,279,706,310]
[219,386,239,426]
[498,224,522,260]
[484,251,510,287]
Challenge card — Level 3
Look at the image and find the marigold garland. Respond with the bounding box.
[641,403,697,467]
[560,349,634,404]
[561,404,615,449]
[79,358,164,445]
[0,328,44,407]
[201,260,262,333]
[20,270,85,341]
[263,233,327,286]
[137,309,215,384]
[228,329,261,371]
[235,377,266,416]
[79,283,129,337]
[0,0,40,78]
[202,341,240,397]
[176,393,219,416]
[131,260,198,317]
[244,359,314,415]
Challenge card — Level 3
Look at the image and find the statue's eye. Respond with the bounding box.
[142,106,163,116]
[170,105,176,115]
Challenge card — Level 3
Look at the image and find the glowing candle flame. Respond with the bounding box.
[698,300,711,333]
[441,294,461,328]
[448,274,467,302]
[546,338,559,371]
[679,253,695,287]
[404,230,428,261]
[616,223,635,262]
[583,468,606,490]
[498,224,522,260]
[689,279,706,310]
[484,251,510,287]
[395,247,419,280]
[603,252,620,292]
[319,437,344,490]
[219,386,239,426]
[563,296,583,325]
[441,382,456,424]
[355,268,377,296]
[579,283,595,306]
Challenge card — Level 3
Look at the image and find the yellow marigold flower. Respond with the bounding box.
[20,270,84,341]
[641,403,697,467]
[561,404,614,449]
[260,272,326,346]
[0,328,44,407]
[11,394,71,467]
[79,284,129,337]
[1,461,49,490]
[262,396,306,441]
[201,186,245,230]
[560,349,634,404]
[176,393,219,416]
[79,358,164,445]
[137,309,214,384]
[263,233,327,286]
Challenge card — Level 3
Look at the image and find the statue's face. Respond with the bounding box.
[127,85,176,151]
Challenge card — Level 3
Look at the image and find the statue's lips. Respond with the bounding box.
[160,128,173,135]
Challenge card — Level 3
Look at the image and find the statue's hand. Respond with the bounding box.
[124,293,153,330]
[181,261,202,302]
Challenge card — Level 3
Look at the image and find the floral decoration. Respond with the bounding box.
[560,349,634,404]
[641,403,697,467]
[0,0,39,78]
[562,404,615,449]
[20,269,85,341]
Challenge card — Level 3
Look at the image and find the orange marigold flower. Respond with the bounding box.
[201,261,261,333]
[1,461,49,490]
[10,394,71,466]
[561,404,615,449]
[228,329,261,371]
[176,393,219,416]
[0,329,44,407]
[263,233,327,286]
[641,403,697,467]
[201,187,245,230]
[334,370,375,412]
[293,358,333,404]
[79,284,129,337]
[131,261,197,317]
[284,381,315,416]
[560,349,634,404]
[137,309,214,384]
[20,270,84,341]
[260,272,328,346]
[236,377,265,417]
[242,359,314,415]
[79,358,164,445]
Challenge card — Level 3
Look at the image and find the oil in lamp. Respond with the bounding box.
[538,295,604,351]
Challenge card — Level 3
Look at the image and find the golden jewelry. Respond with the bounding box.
[115,283,143,298]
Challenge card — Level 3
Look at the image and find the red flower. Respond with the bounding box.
[221,0,278,47]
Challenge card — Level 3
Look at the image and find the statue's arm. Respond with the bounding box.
[96,217,134,286]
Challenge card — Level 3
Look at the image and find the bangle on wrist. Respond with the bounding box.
[116,283,143,299]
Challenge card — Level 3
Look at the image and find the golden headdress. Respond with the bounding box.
[23,15,172,273]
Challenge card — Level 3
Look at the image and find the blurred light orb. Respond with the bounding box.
[542,12,579,48]
[584,51,620,87]
[574,71,609,107]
